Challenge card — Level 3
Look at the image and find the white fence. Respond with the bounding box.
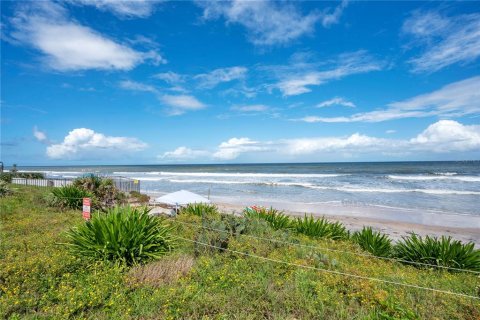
[11,177,140,193]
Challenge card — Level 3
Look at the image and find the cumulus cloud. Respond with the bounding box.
[295,76,480,123]
[162,120,480,161]
[159,147,209,160]
[33,126,48,142]
[317,97,355,108]
[46,128,148,159]
[274,51,384,96]
[68,0,162,18]
[403,10,480,73]
[197,0,321,46]
[9,1,165,71]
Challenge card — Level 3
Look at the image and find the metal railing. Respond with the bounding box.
[11,176,140,193]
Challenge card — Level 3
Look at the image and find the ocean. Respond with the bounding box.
[18,161,480,221]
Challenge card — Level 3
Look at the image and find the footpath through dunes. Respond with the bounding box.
[1,185,480,319]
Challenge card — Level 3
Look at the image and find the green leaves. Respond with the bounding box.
[64,206,174,266]
[180,203,219,217]
[293,215,349,240]
[352,227,392,257]
[244,207,292,230]
[47,185,92,210]
[394,233,480,271]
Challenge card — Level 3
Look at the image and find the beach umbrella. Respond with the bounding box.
[154,190,210,213]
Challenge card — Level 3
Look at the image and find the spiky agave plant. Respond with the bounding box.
[180,203,219,217]
[294,215,349,240]
[394,233,480,271]
[47,185,92,210]
[244,207,291,230]
[64,206,174,266]
[352,227,392,257]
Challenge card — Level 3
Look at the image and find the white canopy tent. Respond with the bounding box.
[154,190,211,207]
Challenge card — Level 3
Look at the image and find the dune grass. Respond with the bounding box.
[1,185,479,319]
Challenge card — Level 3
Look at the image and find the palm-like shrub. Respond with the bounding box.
[65,206,174,266]
[180,203,219,217]
[47,185,92,210]
[73,175,125,210]
[394,233,480,271]
[293,215,349,240]
[352,227,392,257]
[0,181,12,197]
[244,207,291,230]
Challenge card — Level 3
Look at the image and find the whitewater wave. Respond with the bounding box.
[113,171,346,178]
[388,175,480,182]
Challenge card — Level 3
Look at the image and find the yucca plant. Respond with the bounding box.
[47,185,92,210]
[394,233,480,272]
[180,203,219,217]
[294,215,349,240]
[64,206,174,266]
[352,227,392,257]
[244,207,291,230]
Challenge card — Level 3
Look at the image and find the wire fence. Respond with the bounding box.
[174,235,480,300]
[172,219,480,274]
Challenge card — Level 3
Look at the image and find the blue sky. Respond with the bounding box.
[1,0,479,165]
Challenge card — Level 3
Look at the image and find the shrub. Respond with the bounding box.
[394,233,480,272]
[0,181,12,197]
[64,206,174,266]
[293,215,349,240]
[129,191,150,204]
[47,185,92,210]
[0,173,12,183]
[181,203,219,217]
[0,172,45,181]
[73,175,125,210]
[352,226,392,257]
[244,207,292,230]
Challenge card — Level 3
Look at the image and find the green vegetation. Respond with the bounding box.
[352,227,393,257]
[73,175,125,210]
[47,185,92,210]
[394,233,480,271]
[65,206,174,266]
[129,191,150,204]
[0,181,13,197]
[294,214,350,240]
[180,202,219,217]
[1,185,479,319]
[0,171,45,183]
[244,206,292,230]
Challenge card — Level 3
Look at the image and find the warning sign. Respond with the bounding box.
[82,198,91,220]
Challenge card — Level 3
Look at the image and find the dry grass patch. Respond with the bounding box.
[127,255,194,288]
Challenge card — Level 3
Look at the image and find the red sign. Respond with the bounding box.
[82,198,91,220]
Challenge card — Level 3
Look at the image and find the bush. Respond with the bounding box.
[244,207,292,230]
[180,203,219,217]
[0,173,12,183]
[293,215,349,240]
[129,191,150,203]
[0,172,44,182]
[352,227,392,257]
[65,206,174,266]
[47,185,92,210]
[0,181,12,197]
[73,175,125,210]
[394,233,480,272]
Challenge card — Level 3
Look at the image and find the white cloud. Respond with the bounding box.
[198,0,320,46]
[153,72,186,84]
[317,97,355,108]
[213,137,268,160]
[195,66,247,89]
[296,76,480,123]
[159,147,209,160]
[410,120,480,152]
[10,1,165,71]
[320,0,348,28]
[164,121,479,161]
[119,80,157,93]
[403,10,480,73]
[33,126,48,142]
[386,130,396,134]
[46,128,148,159]
[69,0,162,18]
[231,104,269,112]
[275,51,384,96]
[159,95,206,115]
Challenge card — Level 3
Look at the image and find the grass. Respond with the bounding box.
[1,185,479,319]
